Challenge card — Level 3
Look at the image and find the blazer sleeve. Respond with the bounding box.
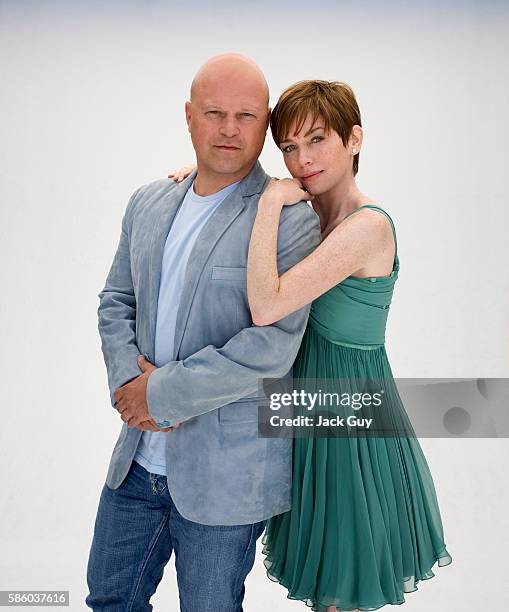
[97,187,144,407]
[146,201,322,426]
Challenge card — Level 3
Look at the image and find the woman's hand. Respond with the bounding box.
[263,177,312,207]
[168,164,196,182]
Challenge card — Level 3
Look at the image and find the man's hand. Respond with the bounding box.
[114,355,174,432]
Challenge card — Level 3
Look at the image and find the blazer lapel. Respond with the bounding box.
[172,161,269,360]
[147,173,196,359]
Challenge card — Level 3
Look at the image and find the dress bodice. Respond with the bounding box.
[307,205,399,349]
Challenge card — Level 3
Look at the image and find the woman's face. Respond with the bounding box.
[278,113,359,195]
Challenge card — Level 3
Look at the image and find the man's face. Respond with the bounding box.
[185,74,269,180]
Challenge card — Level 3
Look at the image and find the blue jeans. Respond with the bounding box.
[86,460,266,611]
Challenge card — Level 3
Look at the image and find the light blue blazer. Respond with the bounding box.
[98,161,322,525]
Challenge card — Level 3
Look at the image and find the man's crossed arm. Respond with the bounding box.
[98,187,321,433]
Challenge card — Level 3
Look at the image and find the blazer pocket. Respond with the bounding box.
[211,266,247,282]
[219,396,265,424]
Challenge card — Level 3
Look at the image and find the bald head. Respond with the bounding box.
[190,53,269,105]
[185,53,270,195]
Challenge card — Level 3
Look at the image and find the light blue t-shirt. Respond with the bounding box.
[133,179,240,475]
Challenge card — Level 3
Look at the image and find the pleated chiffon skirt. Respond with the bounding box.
[261,325,452,612]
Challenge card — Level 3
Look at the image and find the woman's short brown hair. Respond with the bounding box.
[270,80,362,176]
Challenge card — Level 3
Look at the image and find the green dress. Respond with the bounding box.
[261,205,452,612]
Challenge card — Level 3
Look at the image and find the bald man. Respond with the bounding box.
[86,54,321,611]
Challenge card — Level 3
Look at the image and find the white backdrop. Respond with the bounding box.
[1,1,508,610]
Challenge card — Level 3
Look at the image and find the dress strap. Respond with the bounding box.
[345,205,398,263]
